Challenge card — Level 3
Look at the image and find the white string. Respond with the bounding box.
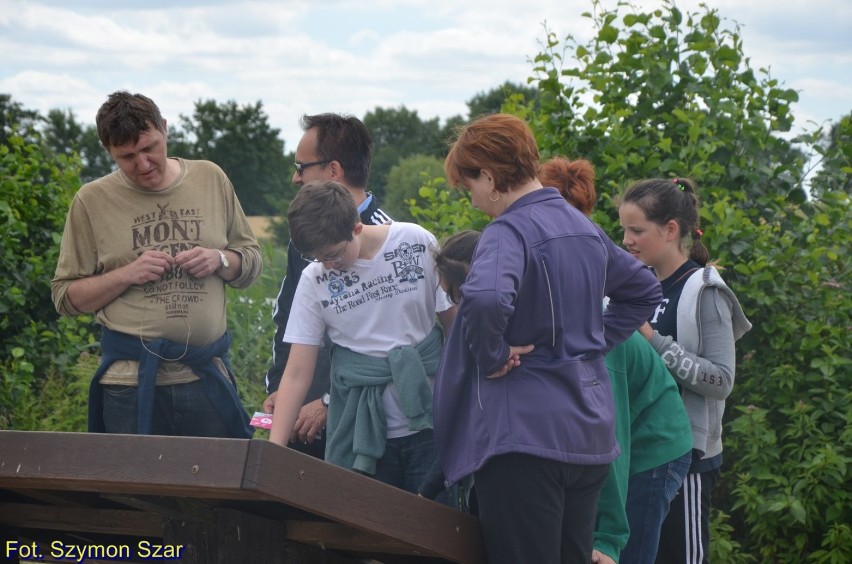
[138,299,192,362]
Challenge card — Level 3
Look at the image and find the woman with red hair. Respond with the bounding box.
[433,114,663,564]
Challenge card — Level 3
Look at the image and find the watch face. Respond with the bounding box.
[322,393,330,407]
[219,250,229,268]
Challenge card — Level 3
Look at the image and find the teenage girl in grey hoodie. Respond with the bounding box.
[618,178,751,564]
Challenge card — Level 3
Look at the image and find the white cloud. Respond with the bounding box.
[1,0,850,151]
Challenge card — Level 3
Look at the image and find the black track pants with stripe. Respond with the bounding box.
[655,467,720,564]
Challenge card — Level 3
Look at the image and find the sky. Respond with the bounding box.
[1,0,850,151]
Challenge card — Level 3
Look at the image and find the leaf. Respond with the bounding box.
[790,499,807,524]
[598,25,619,44]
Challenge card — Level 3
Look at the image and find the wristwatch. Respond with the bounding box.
[217,249,230,270]
[321,393,330,407]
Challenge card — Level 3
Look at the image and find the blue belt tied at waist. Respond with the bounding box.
[88,326,253,438]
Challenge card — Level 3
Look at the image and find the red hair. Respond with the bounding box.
[444,114,540,193]
[539,157,597,216]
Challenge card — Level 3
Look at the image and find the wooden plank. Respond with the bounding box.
[100,494,215,524]
[4,488,100,508]
[167,508,361,564]
[284,521,423,555]
[0,431,486,563]
[0,502,164,536]
[242,440,486,564]
[0,431,252,499]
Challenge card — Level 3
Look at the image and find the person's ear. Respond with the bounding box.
[665,219,680,241]
[353,222,364,236]
[481,169,494,186]
[328,160,344,180]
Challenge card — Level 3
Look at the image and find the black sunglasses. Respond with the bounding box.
[294,159,331,175]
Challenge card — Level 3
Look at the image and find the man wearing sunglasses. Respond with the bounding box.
[263,113,391,458]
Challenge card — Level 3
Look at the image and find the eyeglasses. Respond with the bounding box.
[302,239,350,265]
[294,159,331,176]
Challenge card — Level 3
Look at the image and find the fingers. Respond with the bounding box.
[129,250,175,284]
[289,399,329,444]
[294,422,319,443]
[262,393,276,414]
[486,344,534,379]
[173,247,218,279]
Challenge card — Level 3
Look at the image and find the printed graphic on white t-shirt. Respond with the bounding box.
[284,222,451,437]
[285,222,450,358]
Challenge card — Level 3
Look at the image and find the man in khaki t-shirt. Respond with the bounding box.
[51,91,261,438]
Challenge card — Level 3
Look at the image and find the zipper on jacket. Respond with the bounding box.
[476,366,483,410]
[541,259,556,348]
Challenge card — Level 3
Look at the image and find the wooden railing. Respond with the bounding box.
[0,431,485,564]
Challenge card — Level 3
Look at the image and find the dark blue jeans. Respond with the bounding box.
[102,380,235,437]
[371,429,451,505]
[621,450,692,563]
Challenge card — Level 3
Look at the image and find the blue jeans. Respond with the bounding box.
[371,429,451,505]
[102,380,236,437]
[621,450,692,564]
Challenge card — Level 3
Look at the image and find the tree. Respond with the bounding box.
[364,85,542,206]
[383,154,445,221]
[363,106,445,201]
[0,119,96,428]
[1,94,41,145]
[170,99,291,216]
[43,109,114,183]
[808,113,852,197]
[466,80,540,119]
[514,0,807,212]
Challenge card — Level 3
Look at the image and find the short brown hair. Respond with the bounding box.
[95,91,166,149]
[288,181,359,256]
[444,114,540,193]
[300,113,373,188]
[539,157,597,216]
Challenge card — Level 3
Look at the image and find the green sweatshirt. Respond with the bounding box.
[594,332,693,561]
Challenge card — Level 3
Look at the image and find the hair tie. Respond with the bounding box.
[673,178,686,191]
[694,228,703,239]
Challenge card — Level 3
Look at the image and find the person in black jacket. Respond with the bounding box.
[263,113,390,458]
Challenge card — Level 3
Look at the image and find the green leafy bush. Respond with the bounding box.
[408,176,490,242]
[717,192,851,562]
[226,240,286,417]
[0,130,96,428]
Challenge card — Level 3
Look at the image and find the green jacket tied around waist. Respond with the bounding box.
[326,325,443,475]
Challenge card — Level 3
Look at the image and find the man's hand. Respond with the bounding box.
[487,344,534,379]
[66,249,175,313]
[126,250,175,285]
[174,247,222,279]
[291,398,328,444]
[591,549,615,564]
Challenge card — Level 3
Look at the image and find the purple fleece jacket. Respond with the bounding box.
[433,188,662,484]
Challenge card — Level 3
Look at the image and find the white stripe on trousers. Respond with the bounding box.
[683,473,704,564]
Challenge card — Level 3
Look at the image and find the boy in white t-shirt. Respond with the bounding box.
[269,180,456,494]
